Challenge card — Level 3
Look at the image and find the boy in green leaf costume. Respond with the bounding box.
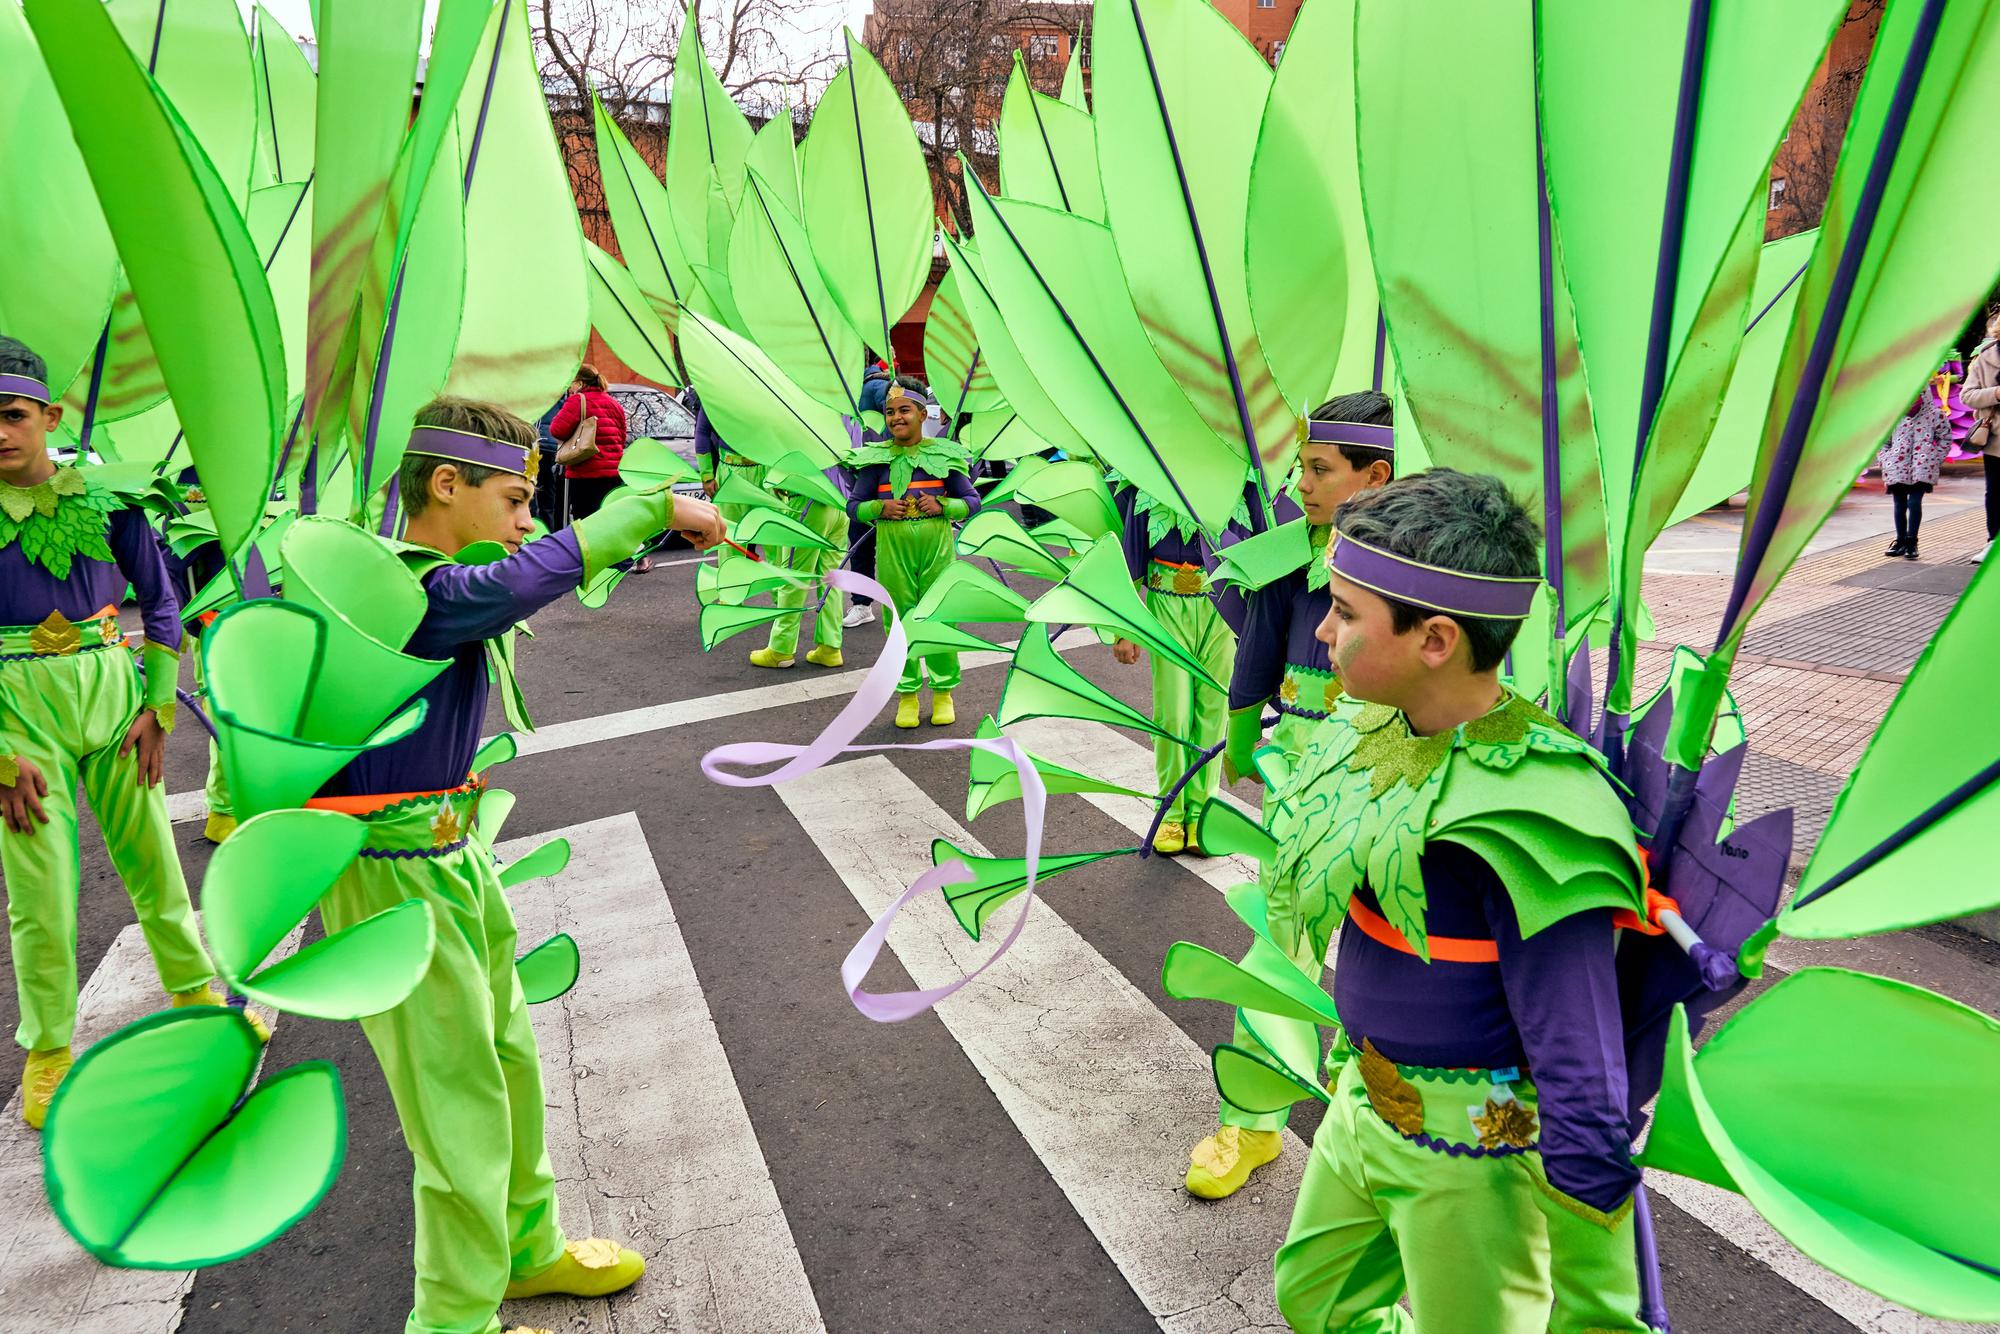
[1187,390,1397,1198]
[306,397,726,1334]
[0,335,249,1132]
[845,377,982,728]
[1228,471,1649,1332]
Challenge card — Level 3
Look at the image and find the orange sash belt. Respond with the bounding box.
[1348,895,1500,964]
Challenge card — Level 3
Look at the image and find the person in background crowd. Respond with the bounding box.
[1958,302,2000,562]
[1878,384,1953,561]
[550,365,637,570]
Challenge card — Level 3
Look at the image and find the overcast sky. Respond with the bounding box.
[244,0,876,78]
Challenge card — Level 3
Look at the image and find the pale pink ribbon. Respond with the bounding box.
[702,569,1049,1022]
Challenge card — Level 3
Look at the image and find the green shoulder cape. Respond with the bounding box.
[0,465,120,579]
[849,438,970,498]
[1270,690,1644,959]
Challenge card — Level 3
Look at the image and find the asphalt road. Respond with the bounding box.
[3,551,1996,1333]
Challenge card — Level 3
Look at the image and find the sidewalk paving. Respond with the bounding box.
[1630,471,1994,947]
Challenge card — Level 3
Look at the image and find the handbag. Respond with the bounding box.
[554,399,599,466]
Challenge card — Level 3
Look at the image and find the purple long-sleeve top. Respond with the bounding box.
[1333,840,1639,1212]
[1114,486,1207,580]
[694,408,723,462]
[319,529,584,797]
[1228,566,1332,713]
[0,505,183,649]
[845,460,981,521]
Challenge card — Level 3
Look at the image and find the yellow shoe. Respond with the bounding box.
[929,690,956,727]
[21,1046,72,1130]
[1184,821,1208,858]
[505,1328,555,1334]
[749,648,794,669]
[1153,820,1187,856]
[203,812,237,844]
[1185,1127,1282,1200]
[895,693,921,729]
[504,1238,645,1300]
[805,645,844,668]
[171,986,272,1044]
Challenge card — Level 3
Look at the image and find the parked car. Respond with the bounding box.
[606,383,705,546]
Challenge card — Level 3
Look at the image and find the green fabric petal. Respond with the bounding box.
[515,933,581,1004]
[934,837,1131,941]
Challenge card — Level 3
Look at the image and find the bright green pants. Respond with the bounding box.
[1274,1053,1645,1333]
[766,497,849,658]
[1148,588,1235,824]
[0,648,212,1051]
[318,789,565,1334]
[877,517,960,692]
[714,457,767,532]
[192,649,231,819]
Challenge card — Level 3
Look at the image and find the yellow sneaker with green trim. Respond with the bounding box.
[1185,1127,1282,1200]
[172,986,272,1044]
[22,1046,72,1130]
[504,1238,644,1300]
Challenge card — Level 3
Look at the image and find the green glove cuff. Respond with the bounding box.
[0,744,19,788]
[141,639,181,734]
[857,500,885,523]
[1226,704,1266,775]
[698,455,716,482]
[1529,1174,1647,1334]
[941,498,970,521]
[573,487,674,585]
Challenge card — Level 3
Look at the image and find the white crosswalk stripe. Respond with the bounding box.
[781,755,1300,1333]
[499,813,825,1334]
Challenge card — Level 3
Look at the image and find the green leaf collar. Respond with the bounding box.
[0,466,121,578]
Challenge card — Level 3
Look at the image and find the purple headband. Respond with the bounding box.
[1301,418,1394,455]
[0,373,52,404]
[405,425,538,480]
[1330,532,1540,620]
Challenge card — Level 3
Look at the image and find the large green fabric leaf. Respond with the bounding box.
[1785,558,2000,938]
[801,31,933,359]
[0,2,117,398]
[204,599,428,819]
[585,240,680,387]
[204,808,436,1020]
[1024,537,1226,692]
[349,122,469,503]
[1060,33,1088,109]
[279,516,452,743]
[1091,0,1291,498]
[965,716,1150,820]
[996,54,1104,222]
[1668,231,1818,527]
[939,236,1093,460]
[109,0,256,202]
[25,0,284,561]
[925,267,1007,417]
[1641,974,2000,1320]
[1540,0,1842,713]
[966,184,1245,535]
[666,9,754,285]
[680,308,852,469]
[1720,0,2000,653]
[1353,0,1607,654]
[444,0,587,421]
[594,93,696,342]
[956,507,1074,582]
[934,837,1130,941]
[728,170,863,415]
[1008,458,1120,539]
[251,181,313,415]
[962,410,1047,463]
[996,624,1173,740]
[301,0,424,453]
[251,6,317,188]
[1243,0,1353,412]
[44,1009,343,1268]
[745,107,803,216]
[908,561,1031,625]
[345,0,491,499]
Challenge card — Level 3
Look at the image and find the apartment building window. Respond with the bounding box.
[1769,177,1787,211]
[1028,33,1061,58]
[1271,39,1286,63]
[1258,0,1275,9]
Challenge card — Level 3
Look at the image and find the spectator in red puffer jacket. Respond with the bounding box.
[549,364,628,524]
